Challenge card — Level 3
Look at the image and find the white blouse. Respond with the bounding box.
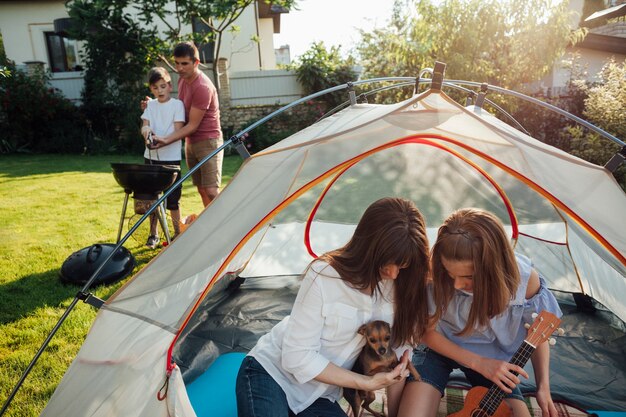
[249,260,399,413]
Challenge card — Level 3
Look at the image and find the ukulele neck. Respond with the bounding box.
[478,340,535,414]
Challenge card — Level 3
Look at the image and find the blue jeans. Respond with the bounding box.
[408,345,524,402]
[235,356,347,417]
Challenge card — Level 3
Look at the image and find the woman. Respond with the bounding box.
[236,197,431,416]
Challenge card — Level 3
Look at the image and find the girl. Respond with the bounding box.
[236,197,431,417]
[392,208,562,417]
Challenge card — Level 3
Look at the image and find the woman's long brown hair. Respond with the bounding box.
[318,197,430,346]
[430,208,519,336]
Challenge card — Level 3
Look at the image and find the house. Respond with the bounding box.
[539,0,626,95]
[0,0,294,102]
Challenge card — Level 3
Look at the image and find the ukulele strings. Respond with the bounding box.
[479,342,534,415]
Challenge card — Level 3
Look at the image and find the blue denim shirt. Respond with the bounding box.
[432,254,563,361]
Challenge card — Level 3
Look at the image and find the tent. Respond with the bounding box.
[39,66,626,416]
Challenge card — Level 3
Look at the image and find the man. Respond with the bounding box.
[153,41,223,207]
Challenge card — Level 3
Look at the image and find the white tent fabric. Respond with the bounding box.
[41,89,626,417]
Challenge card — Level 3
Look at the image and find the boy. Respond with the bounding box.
[140,67,186,248]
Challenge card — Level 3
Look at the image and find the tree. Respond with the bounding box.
[67,0,298,92]
[122,0,296,89]
[357,0,585,92]
[289,42,357,109]
[65,0,296,150]
[0,33,9,78]
[68,0,158,151]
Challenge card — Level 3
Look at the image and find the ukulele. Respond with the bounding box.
[447,310,562,417]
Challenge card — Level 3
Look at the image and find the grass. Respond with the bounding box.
[0,153,243,417]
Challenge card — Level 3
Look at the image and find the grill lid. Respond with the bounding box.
[110,162,180,197]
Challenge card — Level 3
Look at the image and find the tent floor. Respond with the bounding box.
[174,275,626,413]
[184,352,620,417]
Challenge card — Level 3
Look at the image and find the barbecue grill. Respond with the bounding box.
[110,162,181,244]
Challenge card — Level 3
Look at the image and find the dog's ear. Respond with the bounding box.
[358,324,368,336]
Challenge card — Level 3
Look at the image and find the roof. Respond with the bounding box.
[577,32,626,55]
[584,3,626,23]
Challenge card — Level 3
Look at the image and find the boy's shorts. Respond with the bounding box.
[185,136,223,189]
[407,345,524,402]
[144,158,181,211]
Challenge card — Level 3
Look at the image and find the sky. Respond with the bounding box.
[273,0,396,61]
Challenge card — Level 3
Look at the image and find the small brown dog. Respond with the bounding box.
[344,320,421,417]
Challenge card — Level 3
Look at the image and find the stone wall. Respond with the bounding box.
[223,101,329,137]
[224,105,279,136]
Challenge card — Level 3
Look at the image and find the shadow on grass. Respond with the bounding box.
[0,154,144,178]
[0,154,243,183]
[0,268,146,325]
[0,270,81,325]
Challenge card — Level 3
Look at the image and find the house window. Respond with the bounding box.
[45,32,79,72]
[192,17,215,64]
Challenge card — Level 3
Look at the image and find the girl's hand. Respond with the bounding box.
[475,357,528,393]
[536,386,558,417]
[364,350,411,391]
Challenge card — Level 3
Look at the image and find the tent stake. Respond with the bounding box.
[604,146,626,172]
[347,82,357,106]
[474,83,489,109]
[431,61,446,91]
[231,133,251,159]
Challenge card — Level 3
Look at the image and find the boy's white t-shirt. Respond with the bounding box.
[141,98,185,162]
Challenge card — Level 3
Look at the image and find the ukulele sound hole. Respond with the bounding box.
[470,409,491,417]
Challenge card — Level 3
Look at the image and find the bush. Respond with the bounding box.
[504,59,626,191]
[570,60,626,190]
[0,64,88,154]
[289,42,357,110]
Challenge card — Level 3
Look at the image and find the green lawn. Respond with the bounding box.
[0,153,243,417]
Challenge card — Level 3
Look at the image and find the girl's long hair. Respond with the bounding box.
[318,197,430,346]
[430,208,519,336]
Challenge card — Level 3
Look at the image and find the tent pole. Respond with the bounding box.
[441,79,624,147]
[0,298,79,416]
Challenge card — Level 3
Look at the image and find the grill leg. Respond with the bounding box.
[116,192,130,243]
[156,202,171,244]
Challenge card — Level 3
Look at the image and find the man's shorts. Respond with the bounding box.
[185,136,223,189]
[407,345,524,401]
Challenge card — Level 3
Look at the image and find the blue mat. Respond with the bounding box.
[589,412,626,417]
[186,352,246,417]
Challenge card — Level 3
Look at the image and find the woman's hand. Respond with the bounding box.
[363,350,411,391]
[474,356,528,393]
